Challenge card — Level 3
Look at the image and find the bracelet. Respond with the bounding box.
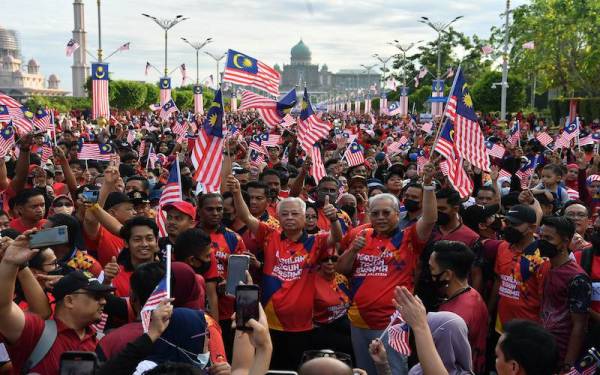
[90,203,101,211]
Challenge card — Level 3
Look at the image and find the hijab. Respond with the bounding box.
[409,311,473,375]
[171,262,203,310]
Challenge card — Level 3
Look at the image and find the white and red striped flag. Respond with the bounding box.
[343,141,365,167]
[140,277,169,332]
[159,99,178,120]
[91,63,110,120]
[387,141,403,155]
[0,93,21,107]
[77,143,114,161]
[156,161,183,237]
[65,39,80,57]
[279,113,295,128]
[481,45,494,55]
[434,120,474,198]
[240,88,296,127]
[387,311,411,356]
[536,132,554,147]
[127,130,136,144]
[33,108,51,132]
[421,122,433,134]
[310,145,326,183]
[508,121,521,145]
[40,145,53,164]
[222,49,280,97]
[522,41,535,50]
[192,90,224,193]
[485,141,506,159]
[297,88,331,152]
[118,42,130,52]
[159,77,171,107]
[0,122,15,158]
[193,85,204,115]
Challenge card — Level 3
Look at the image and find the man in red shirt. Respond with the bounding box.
[429,240,489,374]
[9,189,47,232]
[336,163,437,375]
[0,232,114,374]
[228,174,342,370]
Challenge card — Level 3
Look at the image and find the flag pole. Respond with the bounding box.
[576,117,581,151]
[517,120,521,148]
[431,64,462,158]
[165,244,172,299]
[176,152,182,199]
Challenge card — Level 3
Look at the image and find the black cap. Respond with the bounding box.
[52,270,114,301]
[463,204,499,229]
[104,192,131,210]
[505,204,537,225]
[118,141,131,149]
[128,190,149,204]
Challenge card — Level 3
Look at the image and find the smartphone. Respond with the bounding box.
[59,351,98,375]
[29,226,69,248]
[226,255,250,296]
[235,284,259,331]
[82,190,99,203]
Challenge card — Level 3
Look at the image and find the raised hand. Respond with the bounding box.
[392,286,428,330]
[147,298,174,342]
[422,163,435,185]
[323,195,338,222]
[102,256,119,285]
[2,230,39,267]
[518,189,535,205]
[226,174,240,193]
[350,230,367,254]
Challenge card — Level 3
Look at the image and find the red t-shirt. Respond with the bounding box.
[439,287,489,374]
[2,314,97,374]
[341,225,425,329]
[112,265,133,298]
[9,218,47,233]
[316,207,352,234]
[494,240,550,330]
[575,251,600,313]
[208,227,246,321]
[313,272,351,325]
[256,222,329,332]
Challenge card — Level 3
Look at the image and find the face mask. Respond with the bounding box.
[195,351,210,369]
[403,199,420,212]
[488,217,503,232]
[340,205,356,218]
[430,271,449,291]
[502,226,525,244]
[222,214,234,227]
[436,211,451,226]
[195,260,212,275]
[538,239,560,258]
[148,178,157,188]
[501,187,510,196]
[53,206,74,215]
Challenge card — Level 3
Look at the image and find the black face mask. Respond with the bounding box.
[538,239,560,258]
[318,191,337,205]
[502,226,525,244]
[222,214,234,227]
[195,260,212,275]
[404,199,420,213]
[488,217,503,232]
[430,271,449,291]
[436,211,451,226]
[340,205,356,218]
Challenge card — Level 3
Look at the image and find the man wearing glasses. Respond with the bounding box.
[0,231,114,374]
[336,164,437,375]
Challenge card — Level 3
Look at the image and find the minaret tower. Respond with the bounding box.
[71,0,88,97]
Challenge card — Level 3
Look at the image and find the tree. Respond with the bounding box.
[471,71,526,113]
[111,81,147,110]
[144,84,160,108]
[174,90,193,110]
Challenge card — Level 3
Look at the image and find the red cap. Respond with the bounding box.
[163,201,196,220]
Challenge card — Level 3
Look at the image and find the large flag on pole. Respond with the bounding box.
[156,161,183,237]
[297,88,331,152]
[159,99,178,120]
[192,89,224,193]
[433,120,473,198]
[159,77,172,107]
[141,277,169,332]
[193,85,204,115]
[0,122,15,158]
[91,63,110,120]
[239,88,297,126]
[222,49,281,97]
[0,104,34,135]
[445,68,490,172]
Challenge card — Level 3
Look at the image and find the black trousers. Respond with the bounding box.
[269,329,313,371]
[219,319,234,362]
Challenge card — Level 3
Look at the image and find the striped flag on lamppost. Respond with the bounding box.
[91,63,110,120]
[193,85,204,115]
[159,77,171,106]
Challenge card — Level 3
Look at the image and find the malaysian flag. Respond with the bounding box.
[343,141,365,167]
[499,169,512,179]
[515,155,540,189]
[567,187,580,200]
[387,311,411,356]
[77,143,114,161]
[310,145,326,183]
[33,108,51,132]
[565,348,599,375]
[159,99,178,120]
[222,49,281,97]
[386,102,402,116]
[118,42,130,52]
[173,116,187,138]
[421,122,433,134]
[39,145,53,164]
[0,122,15,158]
[0,93,21,107]
[249,148,265,166]
[0,104,34,135]
[141,277,169,332]
[180,64,187,86]
[193,85,204,115]
[127,130,136,144]
[446,68,490,172]
[297,88,331,152]
[146,143,158,169]
[280,113,295,128]
[92,63,110,120]
[508,121,521,145]
[157,161,182,237]
[536,132,554,147]
[434,120,473,198]
[261,132,281,148]
[192,89,224,193]
[416,149,428,173]
[65,39,80,57]
[239,88,297,126]
[387,141,403,155]
[485,141,506,159]
[145,62,151,76]
[138,140,147,160]
[159,77,172,106]
[481,45,494,55]
[445,67,455,79]
[579,133,594,146]
[555,118,580,149]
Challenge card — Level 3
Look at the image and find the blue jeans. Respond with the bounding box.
[351,325,408,375]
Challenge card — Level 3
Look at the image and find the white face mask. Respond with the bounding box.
[501,187,511,196]
[53,205,74,215]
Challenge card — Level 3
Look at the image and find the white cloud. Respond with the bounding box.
[3,0,528,94]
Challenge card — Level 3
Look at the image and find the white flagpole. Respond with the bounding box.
[165,244,172,298]
[576,117,581,151]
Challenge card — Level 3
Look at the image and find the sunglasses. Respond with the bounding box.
[322,256,339,263]
[53,202,73,208]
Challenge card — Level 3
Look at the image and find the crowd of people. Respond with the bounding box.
[0,105,598,375]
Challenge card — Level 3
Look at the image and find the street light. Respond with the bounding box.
[388,40,422,86]
[181,37,213,84]
[205,51,227,86]
[360,63,377,89]
[372,54,393,83]
[141,13,188,76]
[418,16,463,79]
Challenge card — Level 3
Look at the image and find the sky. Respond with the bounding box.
[4,0,528,94]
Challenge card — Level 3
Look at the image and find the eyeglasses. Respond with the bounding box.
[53,202,73,208]
[322,256,339,263]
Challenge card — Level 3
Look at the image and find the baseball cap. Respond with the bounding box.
[349,175,367,186]
[104,192,131,210]
[505,204,537,225]
[163,200,196,220]
[375,152,386,162]
[463,204,499,229]
[366,178,384,189]
[52,270,115,301]
[128,191,150,205]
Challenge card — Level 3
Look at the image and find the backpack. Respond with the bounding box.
[21,320,57,374]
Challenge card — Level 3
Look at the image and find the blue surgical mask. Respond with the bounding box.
[195,351,210,369]
[501,187,510,196]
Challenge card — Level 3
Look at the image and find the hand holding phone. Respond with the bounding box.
[29,226,69,249]
[235,284,259,331]
[59,351,98,375]
[81,190,99,203]
[226,255,250,296]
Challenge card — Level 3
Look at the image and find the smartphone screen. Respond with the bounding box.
[235,285,259,331]
[29,226,69,249]
[82,190,99,203]
[226,255,250,296]
[59,352,98,375]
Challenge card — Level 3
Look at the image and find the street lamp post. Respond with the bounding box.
[500,0,511,121]
[97,0,103,61]
[418,16,463,79]
[388,41,422,86]
[360,63,377,89]
[204,52,227,86]
[141,14,188,76]
[181,37,213,84]
[372,54,393,86]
